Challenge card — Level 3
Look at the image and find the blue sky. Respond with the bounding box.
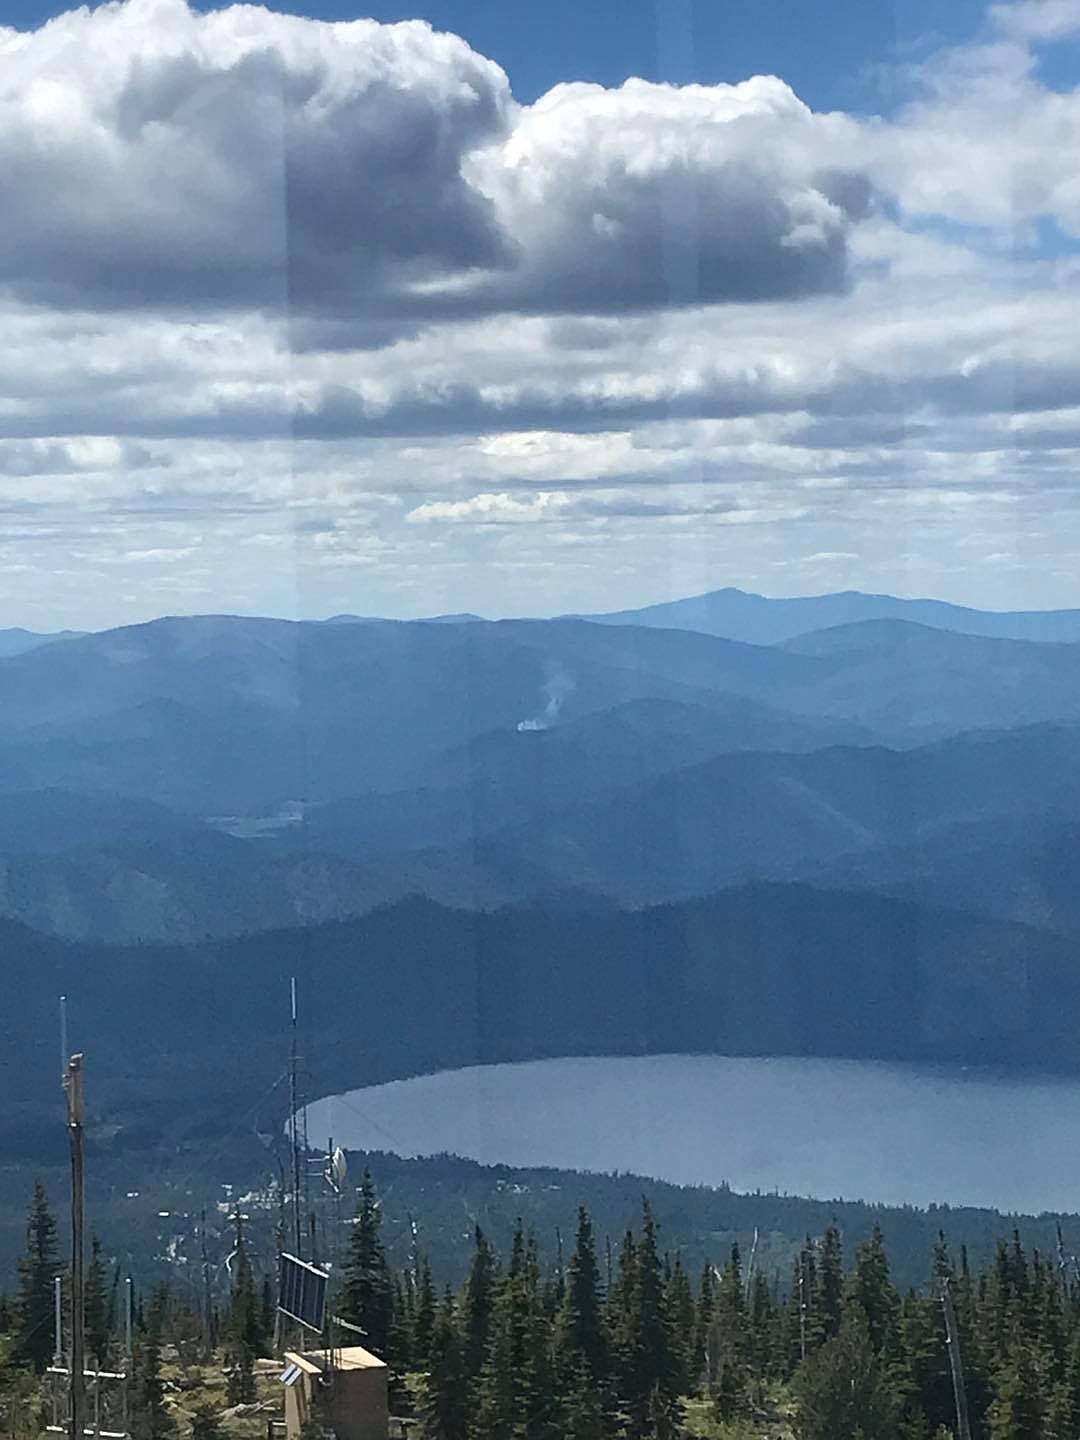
[2,0,1080,628]
[12,0,994,109]
[245,0,990,108]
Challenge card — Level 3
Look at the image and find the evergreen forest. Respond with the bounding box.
[7,1173,1080,1440]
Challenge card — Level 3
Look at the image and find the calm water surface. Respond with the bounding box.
[304,1054,1080,1213]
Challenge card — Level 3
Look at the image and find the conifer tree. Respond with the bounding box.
[692,1263,714,1393]
[621,1201,678,1438]
[0,1331,44,1440]
[522,1231,560,1440]
[259,1275,275,1356]
[563,1355,606,1440]
[85,1237,110,1367]
[816,1223,844,1342]
[13,1181,59,1374]
[711,1243,748,1414]
[131,1286,174,1440]
[897,1290,952,1437]
[341,1171,393,1358]
[421,1288,467,1440]
[557,1206,607,1383]
[461,1226,496,1385]
[223,1216,259,1404]
[788,1240,821,1370]
[108,1266,121,1345]
[487,1222,533,1438]
[190,1407,225,1440]
[989,1330,1044,1440]
[646,1381,681,1440]
[746,1270,777,1400]
[388,1273,415,1374]
[667,1256,694,1398]
[414,1258,437,1370]
[793,1311,899,1440]
[471,1297,515,1440]
[846,1225,901,1361]
[608,1229,638,1375]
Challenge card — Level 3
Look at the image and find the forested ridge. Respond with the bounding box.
[6,884,1079,1123]
[5,1174,1080,1439]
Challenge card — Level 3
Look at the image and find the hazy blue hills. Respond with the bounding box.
[588,585,1080,645]
[5,613,1080,818]
[2,669,1080,941]
[0,626,82,658]
[3,607,1080,943]
[0,714,1077,944]
[0,787,511,943]
[816,818,1080,936]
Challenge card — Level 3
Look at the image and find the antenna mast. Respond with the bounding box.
[288,977,303,1257]
[65,1054,86,1440]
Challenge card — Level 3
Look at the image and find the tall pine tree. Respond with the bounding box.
[13,1182,59,1374]
[421,1289,467,1440]
[131,1286,174,1440]
[340,1171,393,1358]
[85,1237,110,1367]
[557,1206,607,1382]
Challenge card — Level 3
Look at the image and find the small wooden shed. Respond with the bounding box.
[281,1344,389,1440]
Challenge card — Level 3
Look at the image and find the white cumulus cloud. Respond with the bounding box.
[0,0,868,319]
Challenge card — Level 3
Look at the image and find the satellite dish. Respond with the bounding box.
[327,1146,348,1192]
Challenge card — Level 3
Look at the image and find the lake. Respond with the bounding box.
[303,1054,1080,1214]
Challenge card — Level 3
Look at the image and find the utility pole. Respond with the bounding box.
[939,1278,972,1440]
[65,1054,86,1440]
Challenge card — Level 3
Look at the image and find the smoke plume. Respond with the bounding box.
[517,664,575,732]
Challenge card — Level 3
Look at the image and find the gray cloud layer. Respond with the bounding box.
[0,1,867,318]
[0,0,1079,627]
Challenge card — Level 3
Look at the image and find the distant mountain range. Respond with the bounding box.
[0,626,83,658]
[2,717,1078,945]
[0,590,1079,1158]
[4,613,1080,812]
[584,586,1080,644]
[1,609,1080,942]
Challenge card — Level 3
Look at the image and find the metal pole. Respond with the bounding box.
[274,1164,286,1357]
[200,1210,212,1361]
[66,1054,86,1440]
[939,1279,972,1440]
[798,1258,807,1363]
[123,1277,133,1434]
[745,1227,759,1302]
[54,1276,63,1364]
[289,978,303,1257]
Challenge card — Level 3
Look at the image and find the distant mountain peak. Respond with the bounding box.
[584,587,1080,647]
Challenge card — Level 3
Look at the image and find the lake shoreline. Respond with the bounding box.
[304,1052,1080,1215]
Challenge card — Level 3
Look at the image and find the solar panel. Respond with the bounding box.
[277,1253,328,1333]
